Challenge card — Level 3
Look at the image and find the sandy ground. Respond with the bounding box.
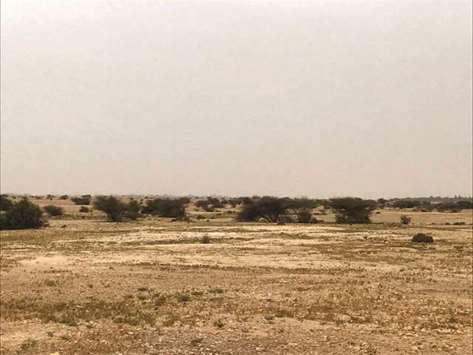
[0,207,472,354]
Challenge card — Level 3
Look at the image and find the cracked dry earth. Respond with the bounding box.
[0,213,472,354]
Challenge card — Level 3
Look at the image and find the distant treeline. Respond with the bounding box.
[1,194,471,230]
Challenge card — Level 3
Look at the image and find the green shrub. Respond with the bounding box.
[71,196,91,205]
[329,198,376,224]
[93,196,127,222]
[142,198,187,219]
[237,197,286,222]
[0,195,13,211]
[43,205,64,217]
[400,215,411,225]
[200,235,211,244]
[124,200,141,220]
[412,233,434,243]
[0,199,44,230]
[435,200,472,212]
[237,197,318,223]
[94,196,142,221]
[296,209,314,223]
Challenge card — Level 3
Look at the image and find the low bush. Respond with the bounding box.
[43,205,64,217]
[296,209,315,223]
[400,215,412,225]
[0,199,44,230]
[411,233,434,243]
[200,235,211,244]
[71,196,91,205]
[79,206,90,213]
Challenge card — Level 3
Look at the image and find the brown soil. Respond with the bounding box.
[1,208,472,354]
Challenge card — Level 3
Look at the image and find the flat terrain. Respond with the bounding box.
[1,203,472,354]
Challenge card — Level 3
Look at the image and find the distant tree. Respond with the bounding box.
[142,198,187,219]
[455,200,473,209]
[124,200,141,220]
[237,197,286,223]
[228,198,243,208]
[43,205,64,217]
[71,196,91,205]
[93,196,127,222]
[0,195,13,211]
[377,198,387,208]
[0,199,44,230]
[236,197,318,223]
[391,199,422,209]
[435,200,472,212]
[296,208,315,223]
[329,198,377,224]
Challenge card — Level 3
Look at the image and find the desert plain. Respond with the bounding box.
[0,198,472,355]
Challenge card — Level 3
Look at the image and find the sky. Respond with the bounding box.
[1,0,472,198]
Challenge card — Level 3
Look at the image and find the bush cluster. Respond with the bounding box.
[142,198,188,219]
[93,196,141,222]
[328,197,377,224]
[400,215,412,225]
[43,205,64,217]
[237,197,317,223]
[0,195,14,211]
[435,200,472,212]
[195,197,227,212]
[0,199,44,230]
[71,195,91,205]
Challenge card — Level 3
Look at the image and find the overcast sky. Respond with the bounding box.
[1,0,471,198]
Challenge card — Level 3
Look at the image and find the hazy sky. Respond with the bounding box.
[1,0,472,198]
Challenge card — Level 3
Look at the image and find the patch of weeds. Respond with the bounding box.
[213,319,225,328]
[137,294,148,301]
[208,287,224,294]
[18,338,38,353]
[152,292,167,307]
[176,292,191,303]
[190,337,204,346]
[44,279,59,287]
[191,290,204,296]
[2,296,157,327]
[200,235,211,244]
[162,312,179,327]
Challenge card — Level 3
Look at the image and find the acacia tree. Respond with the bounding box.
[236,197,287,222]
[141,198,188,219]
[329,197,376,224]
[284,198,317,223]
[94,196,129,222]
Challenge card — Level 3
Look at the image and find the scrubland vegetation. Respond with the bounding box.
[0,193,472,354]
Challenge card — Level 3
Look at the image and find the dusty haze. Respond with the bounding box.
[1,0,472,198]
